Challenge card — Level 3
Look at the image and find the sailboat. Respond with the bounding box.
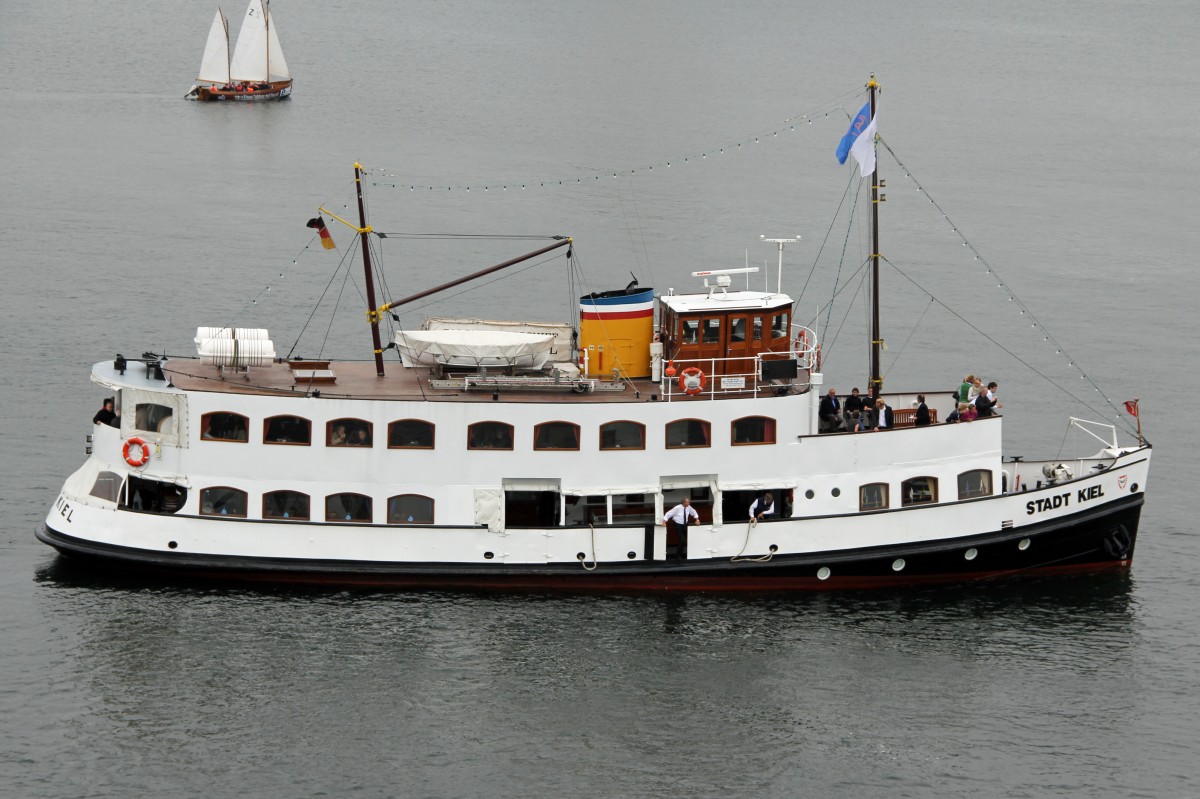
[186,0,292,102]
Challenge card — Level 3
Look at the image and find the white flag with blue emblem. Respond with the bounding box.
[836,103,878,177]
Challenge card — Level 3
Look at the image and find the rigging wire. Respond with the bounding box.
[876,135,1134,433]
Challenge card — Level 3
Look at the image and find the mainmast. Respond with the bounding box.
[867,75,884,398]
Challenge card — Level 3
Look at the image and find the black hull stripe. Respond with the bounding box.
[37,494,1144,591]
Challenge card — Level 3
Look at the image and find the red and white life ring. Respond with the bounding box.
[795,330,809,352]
[123,436,151,468]
[678,367,706,395]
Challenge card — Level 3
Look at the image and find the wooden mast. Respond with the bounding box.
[353,163,387,376]
[868,75,883,398]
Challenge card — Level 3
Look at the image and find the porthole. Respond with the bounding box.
[484,551,494,560]
[627,551,637,559]
[892,558,905,571]
[1018,538,1031,551]
[576,552,587,561]
[168,541,178,550]
[817,566,831,580]
[831,487,841,498]
[1130,483,1138,492]
[964,547,978,560]
[805,489,815,499]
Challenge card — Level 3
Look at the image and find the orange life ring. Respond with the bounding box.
[123,436,151,468]
[795,330,809,352]
[678,367,706,395]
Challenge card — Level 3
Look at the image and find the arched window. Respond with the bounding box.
[957,470,993,499]
[860,483,889,511]
[468,421,514,450]
[325,493,372,522]
[387,494,434,524]
[201,411,249,442]
[534,421,580,450]
[388,419,435,449]
[327,418,373,447]
[666,419,710,449]
[264,415,312,445]
[600,421,645,450]
[200,486,248,517]
[901,477,938,507]
[732,416,776,445]
[263,490,310,520]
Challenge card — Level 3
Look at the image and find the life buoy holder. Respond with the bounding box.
[123,436,151,468]
[679,367,706,395]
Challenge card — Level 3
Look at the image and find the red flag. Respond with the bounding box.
[306,215,336,250]
[1123,399,1139,417]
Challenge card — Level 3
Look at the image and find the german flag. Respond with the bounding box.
[306,215,336,250]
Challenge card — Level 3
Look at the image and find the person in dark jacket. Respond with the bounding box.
[92,397,119,428]
[914,394,931,426]
[819,388,842,432]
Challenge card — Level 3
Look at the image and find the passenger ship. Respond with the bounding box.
[39,88,1150,591]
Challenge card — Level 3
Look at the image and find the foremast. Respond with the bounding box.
[320,164,573,377]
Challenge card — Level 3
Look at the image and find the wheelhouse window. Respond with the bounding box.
[771,312,789,339]
[388,494,434,524]
[326,493,372,522]
[680,319,700,344]
[263,490,310,520]
[388,419,435,449]
[752,316,763,341]
[958,470,993,499]
[901,477,938,507]
[860,483,889,511]
[264,415,311,445]
[200,486,248,517]
[534,421,580,450]
[666,419,711,449]
[730,317,746,342]
[328,418,373,447]
[136,403,175,434]
[468,421,514,450]
[732,416,776,445]
[600,420,645,450]
[89,471,123,503]
[201,411,248,442]
[703,318,721,343]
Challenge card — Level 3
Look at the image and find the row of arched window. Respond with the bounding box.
[859,471,993,510]
[201,487,434,523]
[200,412,778,450]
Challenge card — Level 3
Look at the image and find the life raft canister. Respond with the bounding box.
[679,367,706,395]
[123,436,151,468]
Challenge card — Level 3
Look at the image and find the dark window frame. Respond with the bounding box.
[262,490,311,521]
[327,418,374,448]
[731,415,776,446]
[533,421,581,451]
[200,411,249,442]
[199,486,249,517]
[859,482,890,511]
[901,476,939,507]
[665,418,711,449]
[263,414,312,446]
[387,419,436,449]
[599,420,646,451]
[325,492,373,523]
[387,494,435,524]
[957,469,994,500]
[468,421,515,451]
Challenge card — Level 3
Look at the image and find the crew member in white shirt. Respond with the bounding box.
[664,497,700,558]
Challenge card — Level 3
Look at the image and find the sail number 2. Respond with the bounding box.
[54,494,74,523]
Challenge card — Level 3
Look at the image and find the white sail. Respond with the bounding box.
[229,0,269,82]
[265,2,290,81]
[196,9,230,84]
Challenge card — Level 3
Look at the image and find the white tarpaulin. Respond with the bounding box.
[395,330,556,369]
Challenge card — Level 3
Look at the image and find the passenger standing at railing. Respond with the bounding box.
[92,397,119,428]
[874,398,894,430]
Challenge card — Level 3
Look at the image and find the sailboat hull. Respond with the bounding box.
[188,80,292,102]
